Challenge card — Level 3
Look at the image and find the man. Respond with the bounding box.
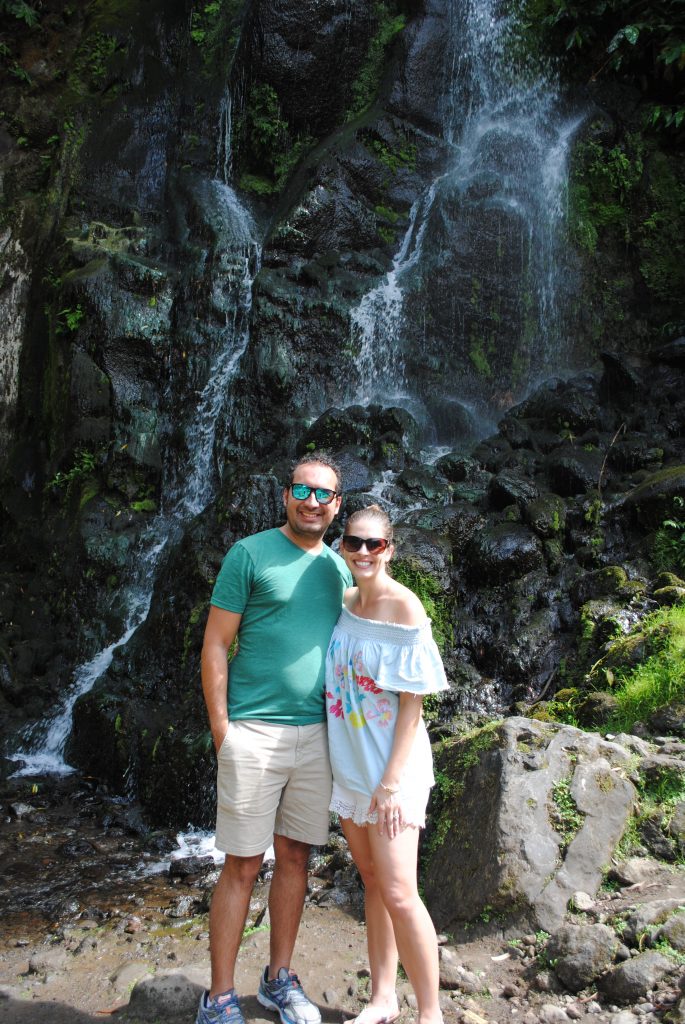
[196,453,352,1024]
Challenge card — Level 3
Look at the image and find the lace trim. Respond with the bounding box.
[329,795,425,829]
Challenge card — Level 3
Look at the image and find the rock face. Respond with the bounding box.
[1,0,685,827]
[423,717,636,934]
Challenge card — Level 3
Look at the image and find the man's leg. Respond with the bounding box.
[267,834,311,978]
[209,852,264,997]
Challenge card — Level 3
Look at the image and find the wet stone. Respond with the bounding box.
[168,854,215,878]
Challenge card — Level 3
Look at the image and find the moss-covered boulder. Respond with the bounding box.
[422,717,635,935]
[625,466,685,530]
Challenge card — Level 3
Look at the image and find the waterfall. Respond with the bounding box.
[216,86,233,185]
[348,0,585,436]
[9,93,260,778]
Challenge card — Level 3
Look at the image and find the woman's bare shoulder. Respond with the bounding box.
[343,586,358,609]
[387,581,427,626]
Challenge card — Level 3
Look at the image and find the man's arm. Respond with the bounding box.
[201,605,242,753]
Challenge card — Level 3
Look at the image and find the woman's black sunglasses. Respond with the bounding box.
[290,483,339,505]
[341,535,390,553]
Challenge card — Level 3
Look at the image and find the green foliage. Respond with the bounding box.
[0,1,40,26]
[617,762,685,861]
[68,32,119,95]
[653,937,685,964]
[550,777,585,852]
[46,447,97,491]
[469,338,493,377]
[9,63,33,85]
[569,133,644,252]
[189,0,243,71]
[237,83,313,195]
[367,135,417,174]
[517,0,685,135]
[637,153,685,301]
[130,498,157,513]
[348,2,406,120]
[603,603,685,733]
[654,498,685,574]
[55,304,85,334]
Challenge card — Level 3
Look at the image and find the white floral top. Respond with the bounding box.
[325,605,449,801]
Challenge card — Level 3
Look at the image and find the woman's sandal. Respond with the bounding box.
[349,1004,400,1024]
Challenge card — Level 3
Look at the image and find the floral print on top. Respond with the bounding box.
[325,604,449,802]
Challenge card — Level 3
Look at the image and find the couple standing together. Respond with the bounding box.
[198,453,448,1024]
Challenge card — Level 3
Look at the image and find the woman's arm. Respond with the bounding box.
[369,691,423,837]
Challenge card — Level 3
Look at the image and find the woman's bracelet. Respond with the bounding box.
[378,780,400,794]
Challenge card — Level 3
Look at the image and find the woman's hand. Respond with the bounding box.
[369,784,404,839]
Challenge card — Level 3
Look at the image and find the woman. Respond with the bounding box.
[325,505,448,1024]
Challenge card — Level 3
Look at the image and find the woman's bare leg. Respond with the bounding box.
[342,818,400,1023]
[367,825,441,1024]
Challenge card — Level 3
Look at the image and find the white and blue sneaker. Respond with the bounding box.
[196,988,245,1024]
[257,967,322,1024]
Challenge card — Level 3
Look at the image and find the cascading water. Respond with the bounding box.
[349,0,585,441]
[9,97,260,778]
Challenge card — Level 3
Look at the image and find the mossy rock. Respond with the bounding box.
[524,493,567,539]
[653,585,685,607]
[570,566,643,607]
[625,465,685,530]
[575,691,620,728]
[296,406,372,454]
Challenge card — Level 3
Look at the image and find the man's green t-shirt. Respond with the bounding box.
[210,528,352,725]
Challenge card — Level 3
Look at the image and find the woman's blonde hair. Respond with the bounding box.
[344,504,393,543]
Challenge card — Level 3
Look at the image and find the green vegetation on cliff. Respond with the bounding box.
[236,83,313,195]
[534,602,685,734]
[517,0,685,134]
[347,2,406,120]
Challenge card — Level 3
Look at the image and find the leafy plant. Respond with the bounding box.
[550,777,585,851]
[46,448,98,492]
[236,83,313,194]
[0,1,40,26]
[348,2,406,120]
[603,603,685,733]
[654,497,685,574]
[55,304,85,334]
[516,0,685,136]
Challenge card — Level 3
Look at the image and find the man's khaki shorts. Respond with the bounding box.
[215,719,332,856]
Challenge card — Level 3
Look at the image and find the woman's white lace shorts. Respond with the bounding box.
[329,779,430,829]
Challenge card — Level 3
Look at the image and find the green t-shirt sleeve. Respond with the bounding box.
[210,542,253,613]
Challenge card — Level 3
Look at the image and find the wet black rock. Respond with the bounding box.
[649,337,685,367]
[488,469,539,510]
[545,446,605,497]
[169,856,215,879]
[624,466,685,529]
[465,523,544,584]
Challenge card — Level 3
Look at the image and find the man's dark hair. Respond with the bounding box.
[289,451,343,494]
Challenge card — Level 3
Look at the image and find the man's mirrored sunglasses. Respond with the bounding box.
[341,535,390,553]
[290,483,339,504]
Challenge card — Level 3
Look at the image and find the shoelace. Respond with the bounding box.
[211,992,242,1021]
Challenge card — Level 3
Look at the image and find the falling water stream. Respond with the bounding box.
[9,98,261,778]
[9,0,585,775]
[349,0,585,440]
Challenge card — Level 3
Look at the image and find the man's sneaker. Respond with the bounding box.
[196,988,245,1024]
[257,966,322,1024]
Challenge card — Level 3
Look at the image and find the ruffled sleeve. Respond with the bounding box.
[336,606,449,696]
